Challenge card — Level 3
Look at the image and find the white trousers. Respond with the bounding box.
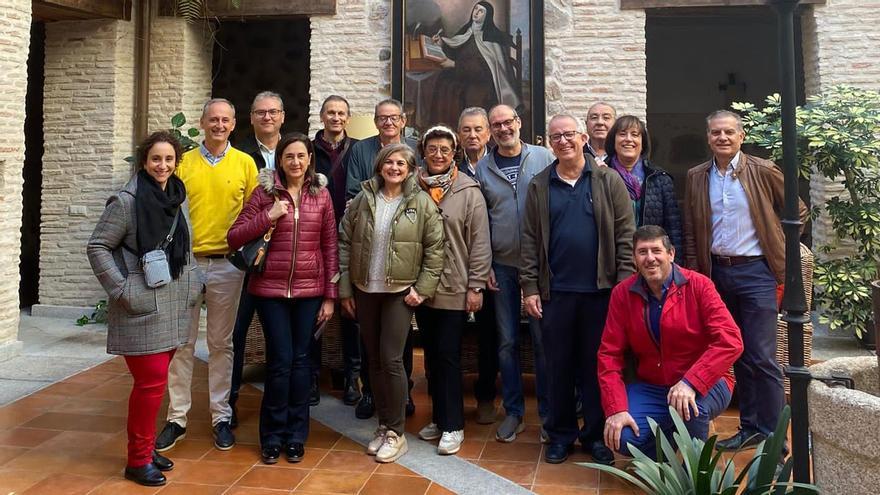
[166,257,244,427]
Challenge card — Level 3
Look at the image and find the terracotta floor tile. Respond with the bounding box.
[50,397,127,416]
[21,472,106,495]
[0,467,51,493]
[89,476,163,494]
[156,482,227,495]
[260,447,329,470]
[597,471,639,491]
[225,487,290,494]
[480,440,543,463]
[234,394,264,410]
[0,405,44,429]
[0,445,31,466]
[38,430,115,452]
[425,482,456,494]
[533,485,598,495]
[315,450,379,473]
[36,381,96,397]
[462,421,494,441]
[161,438,214,460]
[515,424,545,444]
[331,435,364,452]
[0,426,62,447]
[475,460,537,485]
[201,443,261,464]
[234,407,261,427]
[74,454,129,479]
[173,459,253,485]
[21,411,126,433]
[533,461,599,488]
[294,470,370,494]
[94,431,129,456]
[83,383,138,401]
[374,462,421,477]
[64,370,119,386]
[454,439,485,459]
[4,450,78,473]
[235,465,309,490]
[360,473,431,495]
[232,423,261,445]
[304,428,341,449]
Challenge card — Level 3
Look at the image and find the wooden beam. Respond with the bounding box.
[620,0,824,9]
[33,0,131,20]
[159,0,335,18]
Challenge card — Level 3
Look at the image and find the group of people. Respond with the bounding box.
[87,90,805,487]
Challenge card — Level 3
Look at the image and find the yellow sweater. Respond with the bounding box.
[176,146,258,256]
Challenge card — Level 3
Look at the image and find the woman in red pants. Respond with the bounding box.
[87,131,203,486]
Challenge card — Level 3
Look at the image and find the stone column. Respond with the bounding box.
[39,19,136,309]
[0,0,31,361]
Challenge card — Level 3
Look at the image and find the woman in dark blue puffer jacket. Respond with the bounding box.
[604,115,683,262]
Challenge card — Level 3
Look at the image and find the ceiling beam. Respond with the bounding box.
[159,0,335,19]
[620,0,824,9]
[32,0,131,20]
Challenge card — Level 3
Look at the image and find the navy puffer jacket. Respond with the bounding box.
[639,161,683,263]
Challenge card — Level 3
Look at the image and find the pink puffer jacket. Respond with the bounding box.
[228,168,339,300]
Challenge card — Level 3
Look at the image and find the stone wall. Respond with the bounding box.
[40,20,135,307]
[0,0,31,360]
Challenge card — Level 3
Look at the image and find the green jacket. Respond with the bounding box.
[520,158,636,301]
[339,174,445,299]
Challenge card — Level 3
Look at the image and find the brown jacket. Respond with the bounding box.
[521,158,636,301]
[424,173,492,310]
[683,153,808,284]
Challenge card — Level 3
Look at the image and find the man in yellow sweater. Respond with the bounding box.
[156,98,258,452]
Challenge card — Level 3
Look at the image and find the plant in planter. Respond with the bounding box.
[579,405,819,494]
[731,86,880,346]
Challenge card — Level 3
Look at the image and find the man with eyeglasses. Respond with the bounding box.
[474,104,554,443]
[521,114,634,464]
[227,91,286,429]
[585,102,616,166]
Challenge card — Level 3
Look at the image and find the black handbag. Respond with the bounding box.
[228,224,276,273]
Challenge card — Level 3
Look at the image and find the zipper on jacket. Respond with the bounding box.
[286,197,301,298]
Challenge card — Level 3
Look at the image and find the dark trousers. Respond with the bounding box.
[711,259,784,436]
[618,380,732,458]
[229,275,256,410]
[124,350,175,468]
[309,312,362,383]
[416,306,466,432]
[471,295,498,403]
[355,288,413,435]
[541,290,610,446]
[360,325,414,397]
[255,296,322,447]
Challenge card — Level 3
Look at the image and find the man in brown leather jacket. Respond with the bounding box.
[683,110,808,452]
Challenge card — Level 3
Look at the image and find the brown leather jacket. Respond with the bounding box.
[683,153,808,284]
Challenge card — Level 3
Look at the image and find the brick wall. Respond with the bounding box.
[40,20,135,307]
[0,1,30,359]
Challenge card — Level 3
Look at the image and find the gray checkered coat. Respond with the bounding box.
[87,177,204,356]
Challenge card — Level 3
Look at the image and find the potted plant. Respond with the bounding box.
[732,86,880,347]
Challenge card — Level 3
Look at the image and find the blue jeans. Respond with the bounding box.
[618,380,732,458]
[712,259,783,436]
[493,262,548,419]
[255,296,322,447]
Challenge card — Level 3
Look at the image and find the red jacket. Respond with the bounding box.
[228,169,339,300]
[597,265,743,417]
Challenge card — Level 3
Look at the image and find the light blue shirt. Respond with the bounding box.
[257,139,276,170]
[199,141,230,166]
[709,152,763,256]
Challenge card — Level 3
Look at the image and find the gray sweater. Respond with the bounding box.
[474,143,555,267]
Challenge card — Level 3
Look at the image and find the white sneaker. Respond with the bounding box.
[418,422,441,441]
[437,430,464,455]
[366,425,388,455]
[376,430,408,463]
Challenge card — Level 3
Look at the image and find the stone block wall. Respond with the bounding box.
[0,0,31,360]
[40,20,135,307]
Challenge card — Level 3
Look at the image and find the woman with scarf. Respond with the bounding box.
[87,131,203,487]
[414,126,492,455]
[604,115,683,261]
[339,143,445,463]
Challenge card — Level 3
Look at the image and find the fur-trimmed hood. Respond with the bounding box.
[258,168,328,196]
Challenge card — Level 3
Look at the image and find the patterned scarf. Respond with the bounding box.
[418,165,458,205]
[611,156,643,201]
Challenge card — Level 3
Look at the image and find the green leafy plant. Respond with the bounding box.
[732,86,880,337]
[76,300,108,326]
[125,112,200,165]
[579,405,818,494]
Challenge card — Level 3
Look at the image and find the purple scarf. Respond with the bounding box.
[612,156,642,201]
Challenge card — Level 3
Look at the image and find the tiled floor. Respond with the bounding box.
[0,352,746,494]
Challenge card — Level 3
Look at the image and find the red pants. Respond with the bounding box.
[124,350,175,468]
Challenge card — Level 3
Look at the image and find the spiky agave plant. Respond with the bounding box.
[579,405,819,494]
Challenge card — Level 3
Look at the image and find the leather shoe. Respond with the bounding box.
[544,443,573,464]
[309,380,320,406]
[355,392,375,419]
[124,463,166,486]
[405,394,415,417]
[151,450,173,471]
[213,421,235,450]
[343,376,362,406]
[716,430,767,451]
[588,440,614,465]
[261,445,281,464]
[286,442,305,463]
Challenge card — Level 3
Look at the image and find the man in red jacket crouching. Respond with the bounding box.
[598,225,743,458]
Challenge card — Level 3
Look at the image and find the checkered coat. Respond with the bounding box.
[87,177,204,356]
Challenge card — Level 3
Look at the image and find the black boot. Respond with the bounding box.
[343,374,362,406]
[124,463,166,486]
[355,391,375,419]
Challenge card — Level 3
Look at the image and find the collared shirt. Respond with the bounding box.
[644,270,674,345]
[548,162,599,292]
[587,141,607,165]
[463,147,488,176]
[708,152,762,256]
[199,141,231,167]
[257,137,277,170]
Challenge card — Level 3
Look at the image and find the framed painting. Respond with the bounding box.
[392,0,545,144]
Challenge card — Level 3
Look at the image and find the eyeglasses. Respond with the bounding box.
[548,131,580,144]
[425,146,453,156]
[252,109,283,118]
[490,117,518,131]
[376,114,403,124]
